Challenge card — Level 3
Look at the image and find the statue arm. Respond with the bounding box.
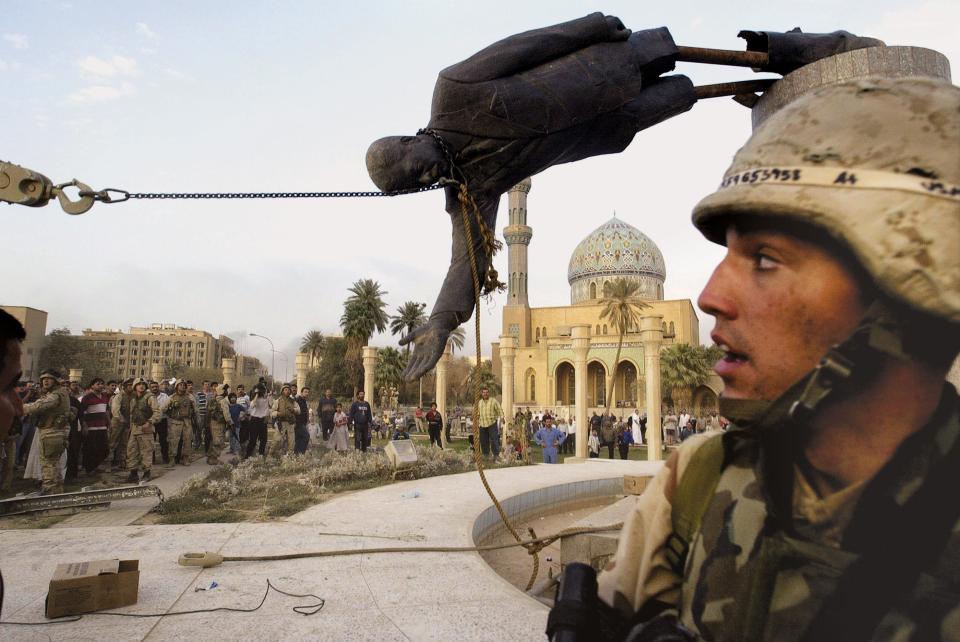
[401,193,499,380]
[440,13,626,83]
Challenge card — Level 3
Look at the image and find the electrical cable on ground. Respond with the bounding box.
[0,579,324,626]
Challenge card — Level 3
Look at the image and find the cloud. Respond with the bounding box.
[76,54,140,78]
[135,22,157,39]
[3,33,28,49]
[68,82,136,104]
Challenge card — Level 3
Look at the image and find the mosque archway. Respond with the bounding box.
[555,362,575,406]
[587,361,606,407]
[614,360,639,408]
[692,384,720,416]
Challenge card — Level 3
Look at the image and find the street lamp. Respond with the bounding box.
[249,333,275,382]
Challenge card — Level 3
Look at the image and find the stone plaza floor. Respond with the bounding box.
[0,458,661,641]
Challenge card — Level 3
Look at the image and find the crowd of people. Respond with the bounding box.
[0,368,460,495]
[511,406,727,463]
[1,360,735,493]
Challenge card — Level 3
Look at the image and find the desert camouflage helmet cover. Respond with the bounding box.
[693,76,960,323]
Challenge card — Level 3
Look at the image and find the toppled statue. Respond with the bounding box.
[365,13,883,380]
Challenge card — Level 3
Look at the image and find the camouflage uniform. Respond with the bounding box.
[270,392,299,458]
[165,389,197,465]
[206,392,231,464]
[126,387,160,476]
[598,77,960,640]
[23,380,71,493]
[108,386,132,469]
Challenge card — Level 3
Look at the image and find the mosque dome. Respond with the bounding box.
[567,216,666,304]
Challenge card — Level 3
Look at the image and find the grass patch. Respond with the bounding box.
[156,439,524,524]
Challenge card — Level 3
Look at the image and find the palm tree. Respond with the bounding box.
[599,278,649,417]
[660,344,715,411]
[447,326,466,354]
[390,302,427,356]
[390,301,427,404]
[374,346,407,398]
[299,330,324,367]
[340,279,389,395]
[463,361,500,402]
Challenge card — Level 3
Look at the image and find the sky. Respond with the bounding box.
[2,0,957,378]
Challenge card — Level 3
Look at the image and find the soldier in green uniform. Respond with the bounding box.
[206,384,231,465]
[22,370,71,494]
[125,377,160,482]
[165,379,197,466]
[595,77,959,641]
[108,377,133,470]
[270,384,299,458]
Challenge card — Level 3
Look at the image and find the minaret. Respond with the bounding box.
[501,178,533,348]
[504,178,533,306]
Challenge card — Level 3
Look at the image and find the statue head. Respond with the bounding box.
[366,134,449,193]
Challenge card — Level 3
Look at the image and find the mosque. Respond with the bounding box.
[491,178,722,421]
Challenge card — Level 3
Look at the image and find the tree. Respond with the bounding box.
[462,360,500,404]
[389,302,426,354]
[300,330,324,366]
[599,278,649,417]
[390,301,427,404]
[448,326,466,355]
[340,279,389,395]
[374,346,407,400]
[305,337,352,399]
[38,328,112,383]
[660,344,716,411]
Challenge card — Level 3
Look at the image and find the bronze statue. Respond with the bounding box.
[367,15,884,380]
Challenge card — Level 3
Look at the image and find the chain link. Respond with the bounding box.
[79,183,444,204]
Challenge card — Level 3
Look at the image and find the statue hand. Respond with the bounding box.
[400,315,456,381]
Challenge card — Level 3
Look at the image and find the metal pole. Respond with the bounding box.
[250,333,275,382]
[694,79,776,100]
[677,46,769,68]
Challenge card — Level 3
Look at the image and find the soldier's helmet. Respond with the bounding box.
[122,377,135,386]
[132,377,148,388]
[693,76,959,327]
[38,370,62,382]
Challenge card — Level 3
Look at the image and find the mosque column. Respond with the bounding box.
[499,335,517,449]
[640,315,664,461]
[295,352,310,393]
[436,341,451,447]
[362,346,378,408]
[572,324,591,459]
[221,358,236,386]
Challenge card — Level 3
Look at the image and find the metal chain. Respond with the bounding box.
[78,183,444,205]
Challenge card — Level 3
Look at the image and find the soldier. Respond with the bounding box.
[108,377,133,470]
[206,383,231,465]
[590,77,960,640]
[270,384,299,458]
[125,377,160,482]
[165,379,197,466]
[21,370,71,494]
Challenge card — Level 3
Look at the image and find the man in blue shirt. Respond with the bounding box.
[348,390,373,453]
[534,415,567,464]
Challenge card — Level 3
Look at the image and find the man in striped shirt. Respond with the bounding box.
[476,387,504,459]
[79,377,111,478]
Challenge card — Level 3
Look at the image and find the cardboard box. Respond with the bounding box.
[623,474,652,496]
[45,559,140,618]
